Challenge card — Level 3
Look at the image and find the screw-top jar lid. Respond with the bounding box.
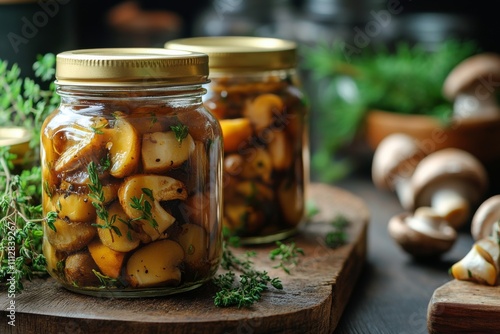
[55,48,209,86]
[164,36,297,72]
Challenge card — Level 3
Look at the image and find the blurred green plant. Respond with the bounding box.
[0,53,59,161]
[302,40,478,181]
[0,54,58,292]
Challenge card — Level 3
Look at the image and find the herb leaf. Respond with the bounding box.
[213,241,283,308]
[170,123,189,143]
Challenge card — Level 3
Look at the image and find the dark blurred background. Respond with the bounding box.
[1,0,499,71]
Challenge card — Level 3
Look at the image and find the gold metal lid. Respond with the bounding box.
[0,127,31,164]
[55,48,209,86]
[164,36,297,72]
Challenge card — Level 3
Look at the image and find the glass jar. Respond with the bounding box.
[41,48,223,297]
[165,37,309,244]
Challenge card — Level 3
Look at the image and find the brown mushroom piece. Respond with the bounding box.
[388,206,457,257]
[470,195,500,241]
[409,148,488,230]
[443,53,500,119]
[372,133,425,210]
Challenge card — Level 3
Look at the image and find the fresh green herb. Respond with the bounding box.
[306,199,320,220]
[92,269,121,289]
[0,54,59,293]
[90,123,107,135]
[87,162,121,238]
[99,154,111,172]
[325,215,350,248]
[130,189,158,229]
[302,40,478,181]
[170,123,189,143]
[0,148,48,292]
[222,226,241,248]
[213,241,283,308]
[0,53,59,161]
[149,112,158,130]
[269,241,304,274]
[45,210,58,232]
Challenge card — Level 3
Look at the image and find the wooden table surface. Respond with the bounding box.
[332,171,478,334]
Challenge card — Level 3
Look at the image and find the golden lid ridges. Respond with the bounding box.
[164,36,297,72]
[55,48,209,86]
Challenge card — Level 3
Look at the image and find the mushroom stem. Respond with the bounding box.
[453,92,499,119]
[430,187,470,229]
[392,176,414,211]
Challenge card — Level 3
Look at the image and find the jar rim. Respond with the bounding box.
[55,48,209,87]
[164,36,297,72]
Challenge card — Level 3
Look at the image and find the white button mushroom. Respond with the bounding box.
[372,133,425,210]
[470,195,500,241]
[408,148,488,230]
[443,53,500,119]
[388,206,457,257]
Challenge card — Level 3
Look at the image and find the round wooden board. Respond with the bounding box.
[0,183,369,334]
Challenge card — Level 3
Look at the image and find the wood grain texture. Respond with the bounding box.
[427,279,500,333]
[0,183,369,334]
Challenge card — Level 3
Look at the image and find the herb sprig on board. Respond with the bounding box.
[213,240,284,308]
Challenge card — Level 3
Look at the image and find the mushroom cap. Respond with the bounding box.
[443,52,500,101]
[371,133,423,191]
[388,207,457,257]
[409,148,488,210]
[471,195,500,241]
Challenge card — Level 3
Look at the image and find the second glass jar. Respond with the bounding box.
[165,36,309,244]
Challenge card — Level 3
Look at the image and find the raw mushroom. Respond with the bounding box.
[388,206,457,257]
[450,238,500,286]
[408,148,488,230]
[372,133,425,210]
[470,195,500,241]
[443,53,500,119]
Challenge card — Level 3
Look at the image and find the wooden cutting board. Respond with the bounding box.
[427,279,500,333]
[0,183,369,334]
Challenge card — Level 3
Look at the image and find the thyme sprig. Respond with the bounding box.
[87,161,120,238]
[0,53,59,159]
[130,188,158,229]
[0,149,47,292]
[325,215,350,248]
[170,123,189,143]
[213,241,283,308]
[269,241,304,274]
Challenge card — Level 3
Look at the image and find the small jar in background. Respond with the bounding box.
[165,36,310,244]
[41,48,223,297]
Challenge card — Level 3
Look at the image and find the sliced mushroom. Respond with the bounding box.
[450,241,498,286]
[388,207,457,257]
[118,175,188,241]
[126,239,184,288]
[409,148,488,229]
[372,133,425,210]
[470,195,500,241]
[443,53,500,119]
[142,131,195,173]
[243,93,284,132]
[106,117,141,178]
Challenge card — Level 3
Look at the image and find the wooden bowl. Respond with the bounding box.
[364,109,500,165]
